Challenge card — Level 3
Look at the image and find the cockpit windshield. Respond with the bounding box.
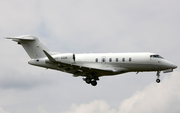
[150,55,164,59]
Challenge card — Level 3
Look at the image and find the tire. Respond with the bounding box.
[156,79,160,83]
[85,78,91,84]
[91,80,97,86]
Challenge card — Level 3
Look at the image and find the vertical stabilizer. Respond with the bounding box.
[6,35,49,59]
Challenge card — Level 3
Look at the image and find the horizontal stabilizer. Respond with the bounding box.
[5,35,36,41]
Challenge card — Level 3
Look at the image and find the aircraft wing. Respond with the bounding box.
[43,50,122,78]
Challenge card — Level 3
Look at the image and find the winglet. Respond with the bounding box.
[43,50,57,62]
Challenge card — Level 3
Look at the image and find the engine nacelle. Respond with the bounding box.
[56,53,75,63]
[45,53,75,64]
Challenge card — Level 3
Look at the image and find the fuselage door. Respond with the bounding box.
[101,56,106,64]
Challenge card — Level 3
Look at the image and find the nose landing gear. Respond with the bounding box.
[156,71,161,83]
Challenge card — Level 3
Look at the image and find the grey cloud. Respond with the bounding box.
[0,0,41,36]
[0,71,56,90]
[0,40,56,90]
[34,0,180,54]
[0,0,180,113]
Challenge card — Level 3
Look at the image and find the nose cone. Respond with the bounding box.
[171,64,177,69]
[161,59,177,69]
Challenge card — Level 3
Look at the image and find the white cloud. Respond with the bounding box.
[118,71,180,113]
[38,106,49,113]
[0,107,10,113]
[62,71,180,113]
[62,100,116,113]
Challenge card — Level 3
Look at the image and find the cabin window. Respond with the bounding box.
[109,58,112,62]
[95,58,98,62]
[73,54,75,61]
[116,58,118,62]
[129,58,132,62]
[122,58,125,62]
[102,58,105,62]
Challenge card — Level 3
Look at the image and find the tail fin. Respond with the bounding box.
[6,35,49,59]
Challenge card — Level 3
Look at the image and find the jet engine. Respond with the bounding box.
[45,53,76,64]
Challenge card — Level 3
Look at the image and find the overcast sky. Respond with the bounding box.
[1,0,180,113]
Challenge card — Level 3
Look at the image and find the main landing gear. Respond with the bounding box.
[83,77,98,86]
[156,71,161,83]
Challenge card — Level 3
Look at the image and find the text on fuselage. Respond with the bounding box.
[61,56,68,59]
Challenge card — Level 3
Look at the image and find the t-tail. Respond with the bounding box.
[6,35,49,59]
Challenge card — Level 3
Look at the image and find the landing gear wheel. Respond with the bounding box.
[91,80,97,86]
[85,78,91,84]
[83,74,99,86]
[156,79,160,83]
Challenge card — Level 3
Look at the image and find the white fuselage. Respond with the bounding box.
[28,52,177,77]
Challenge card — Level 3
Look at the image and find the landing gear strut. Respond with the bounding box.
[156,71,161,83]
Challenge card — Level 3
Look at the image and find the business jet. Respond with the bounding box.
[6,35,177,86]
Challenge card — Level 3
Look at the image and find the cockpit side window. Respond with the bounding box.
[157,55,164,59]
[150,55,164,59]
